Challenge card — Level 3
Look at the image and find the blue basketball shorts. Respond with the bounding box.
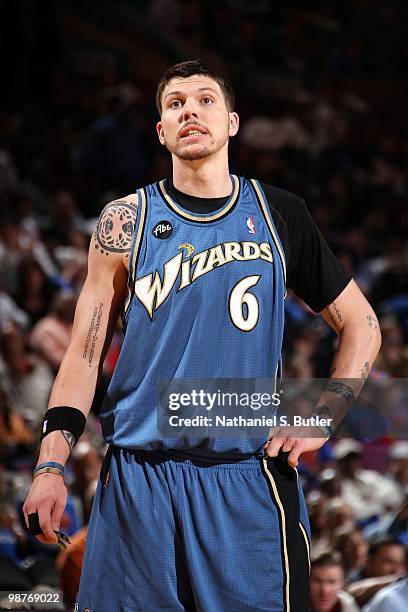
[76,447,311,611]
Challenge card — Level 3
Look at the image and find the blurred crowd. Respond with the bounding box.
[0,0,407,609]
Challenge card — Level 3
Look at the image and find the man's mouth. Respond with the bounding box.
[179,126,207,139]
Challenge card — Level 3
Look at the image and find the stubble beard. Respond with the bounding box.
[166,134,228,162]
[176,145,212,161]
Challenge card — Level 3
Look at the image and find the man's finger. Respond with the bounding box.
[51,498,66,532]
[36,533,56,545]
[265,437,287,457]
[282,439,294,452]
[38,503,58,543]
[23,503,33,530]
[287,443,302,468]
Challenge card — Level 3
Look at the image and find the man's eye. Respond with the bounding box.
[201,96,213,104]
[169,100,182,109]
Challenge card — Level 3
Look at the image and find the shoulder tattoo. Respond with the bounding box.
[94,199,138,255]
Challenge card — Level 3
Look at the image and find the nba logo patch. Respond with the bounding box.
[246,216,256,235]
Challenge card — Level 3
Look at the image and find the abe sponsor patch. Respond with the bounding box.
[152,220,173,239]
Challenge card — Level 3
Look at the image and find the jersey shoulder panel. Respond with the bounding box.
[259,182,306,213]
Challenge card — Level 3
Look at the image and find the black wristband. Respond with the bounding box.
[41,406,86,445]
[326,381,356,407]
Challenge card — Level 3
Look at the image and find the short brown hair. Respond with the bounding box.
[368,538,404,558]
[311,551,344,572]
[156,59,235,115]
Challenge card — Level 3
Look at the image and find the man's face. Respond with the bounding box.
[342,532,368,569]
[309,565,344,612]
[366,544,405,577]
[156,75,239,162]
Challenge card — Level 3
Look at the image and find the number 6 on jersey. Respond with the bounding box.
[229,275,261,331]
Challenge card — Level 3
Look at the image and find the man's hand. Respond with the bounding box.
[264,426,328,467]
[23,474,67,544]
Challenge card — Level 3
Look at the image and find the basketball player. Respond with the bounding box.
[23,60,381,611]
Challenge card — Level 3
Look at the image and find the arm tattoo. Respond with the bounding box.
[94,200,137,255]
[360,361,370,381]
[83,303,104,367]
[326,301,342,329]
[367,314,378,329]
[312,404,333,419]
[332,302,343,323]
[314,382,356,436]
[326,381,356,407]
[60,430,75,451]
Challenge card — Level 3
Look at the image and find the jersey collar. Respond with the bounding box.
[158,175,240,223]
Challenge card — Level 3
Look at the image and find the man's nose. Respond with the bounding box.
[180,97,199,121]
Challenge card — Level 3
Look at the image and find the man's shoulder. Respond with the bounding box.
[103,193,139,209]
[338,589,359,611]
[96,193,139,233]
[363,577,408,610]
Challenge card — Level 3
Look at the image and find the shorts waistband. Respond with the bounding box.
[111,445,265,470]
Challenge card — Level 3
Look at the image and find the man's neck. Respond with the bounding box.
[172,150,232,198]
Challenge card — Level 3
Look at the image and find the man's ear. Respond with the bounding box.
[228,112,239,137]
[156,122,166,145]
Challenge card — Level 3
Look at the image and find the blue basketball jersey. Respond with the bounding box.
[99,175,286,456]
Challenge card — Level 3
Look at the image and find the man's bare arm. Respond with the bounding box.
[310,279,382,430]
[321,279,381,382]
[23,194,137,541]
[38,195,138,462]
[266,279,382,465]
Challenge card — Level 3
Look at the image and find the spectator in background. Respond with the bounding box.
[0,222,26,295]
[47,190,85,247]
[0,322,53,430]
[310,552,359,611]
[334,527,369,583]
[29,289,76,372]
[326,498,355,538]
[69,439,103,513]
[53,228,88,291]
[334,440,403,523]
[347,539,406,607]
[0,500,28,566]
[363,547,408,611]
[0,291,30,330]
[307,491,332,557]
[14,257,56,325]
[0,385,34,463]
[362,540,405,580]
[374,317,408,378]
[387,441,408,493]
[0,486,32,592]
[318,469,343,500]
